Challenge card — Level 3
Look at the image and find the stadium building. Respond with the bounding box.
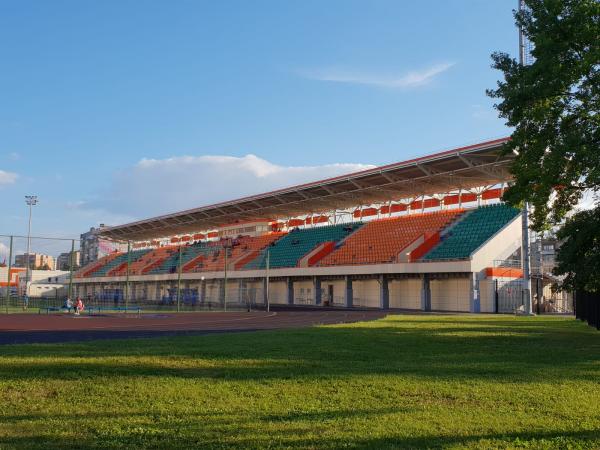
[73,138,529,313]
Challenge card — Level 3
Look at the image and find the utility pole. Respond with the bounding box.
[68,239,75,301]
[265,248,270,312]
[24,195,37,298]
[125,240,131,312]
[176,243,183,312]
[518,0,534,315]
[223,243,228,312]
[5,236,12,313]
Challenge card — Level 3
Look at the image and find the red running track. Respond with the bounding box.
[0,310,387,345]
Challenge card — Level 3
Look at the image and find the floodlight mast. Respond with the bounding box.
[24,195,38,297]
[518,0,534,315]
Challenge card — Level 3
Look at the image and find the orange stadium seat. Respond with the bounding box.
[319,209,464,266]
[185,233,284,273]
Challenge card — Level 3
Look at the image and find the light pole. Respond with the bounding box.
[518,0,533,315]
[24,195,38,297]
[200,276,205,307]
[265,248,270,312]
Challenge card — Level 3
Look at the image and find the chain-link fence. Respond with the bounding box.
[0,234,276,314]
[73,278,268,313]
[0,233,278,314]
[71,236,274,313]
[0,234,79,313]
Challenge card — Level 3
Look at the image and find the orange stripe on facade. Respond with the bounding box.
[485,267,523,278]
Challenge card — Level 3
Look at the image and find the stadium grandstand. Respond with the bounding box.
[73,137,529,313]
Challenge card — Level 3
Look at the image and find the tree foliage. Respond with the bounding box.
[554,208,600,292]
[488,0,600,291]
[487,0,600,230]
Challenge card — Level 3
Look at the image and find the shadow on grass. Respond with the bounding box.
[0,316,598,384]
[0,411,598,449]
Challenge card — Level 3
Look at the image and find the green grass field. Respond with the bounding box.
[0,315,598,449]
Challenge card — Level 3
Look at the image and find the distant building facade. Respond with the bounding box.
[14,253,55,270]
[531,236,560,277]
[80,225,123,266]
[56,250,81,271]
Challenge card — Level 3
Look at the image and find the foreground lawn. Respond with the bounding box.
[0,315,599,449]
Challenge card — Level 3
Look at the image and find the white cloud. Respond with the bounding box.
[88,154,374,219]
[298,62,455,89]
[0,170,18,186]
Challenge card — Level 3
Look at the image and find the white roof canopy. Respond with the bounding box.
[99,138,513,241]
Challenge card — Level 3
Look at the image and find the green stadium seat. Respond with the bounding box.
[422,204,520,261]
[244,223,363,269]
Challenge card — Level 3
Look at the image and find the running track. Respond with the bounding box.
[0,310,387,345]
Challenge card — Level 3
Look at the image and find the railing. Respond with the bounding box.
[493,259,521,268]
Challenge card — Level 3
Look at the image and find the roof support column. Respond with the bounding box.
[313,276,321,306]
[421,274,431,312]
[262,277,268,306]
[379,275,389,309]
[219,278,225,308]
[345,276,353,308]
[286,277,294,305]
[470,272,481,313]
[154,281,161,303]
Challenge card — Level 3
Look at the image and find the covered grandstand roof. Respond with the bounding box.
[99,137,513,241]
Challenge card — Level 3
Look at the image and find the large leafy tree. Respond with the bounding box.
[488,0,600,291]
[554,208,600,291]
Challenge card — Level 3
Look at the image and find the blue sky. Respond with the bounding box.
[0,0,518,255]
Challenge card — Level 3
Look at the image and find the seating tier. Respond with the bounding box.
[319,210,462,266]
[244,223,363,269]
[422,204,520,260]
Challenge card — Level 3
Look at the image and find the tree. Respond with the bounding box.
[554,208,600,292]
[488,0,600,290]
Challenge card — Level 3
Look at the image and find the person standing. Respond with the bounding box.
[74,296,84,315]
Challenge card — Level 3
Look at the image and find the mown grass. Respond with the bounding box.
[0,315,598,449]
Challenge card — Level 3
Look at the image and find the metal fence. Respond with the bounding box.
[0,233,276,314]
[575,291,599,330]
[1,234,80,313]
[75,283,267,313]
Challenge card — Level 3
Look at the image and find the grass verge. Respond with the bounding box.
[0,314,598,449]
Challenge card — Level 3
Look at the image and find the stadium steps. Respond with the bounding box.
[132,246,177,275]
[88,249,151,277]
[107,262,128,277]
[148,243,213,274]
[318,210,463,266]
[76,252,121,278]
[141,247,180,274]
[244,223,363,270]
[422,203,520,261]
[228,233,286,270]
[297,241,336,267]
[182,253,208,272]
[107,246,181,276]
[183,234,285,273]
